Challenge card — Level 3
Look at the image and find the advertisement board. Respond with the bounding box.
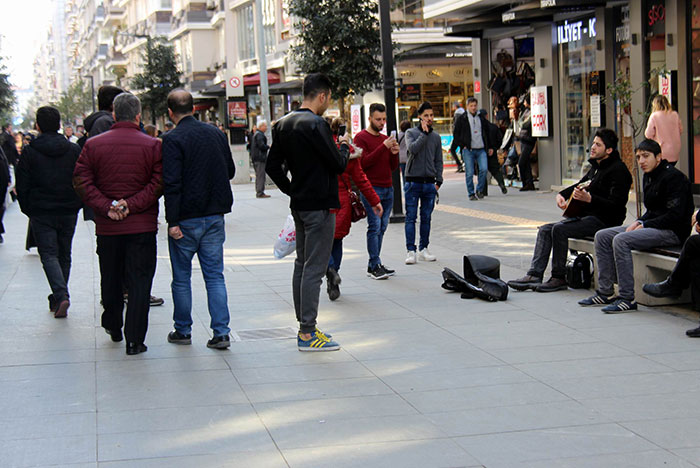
[530,86,549,138]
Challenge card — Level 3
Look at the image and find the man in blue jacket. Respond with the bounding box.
[162,89,235,350]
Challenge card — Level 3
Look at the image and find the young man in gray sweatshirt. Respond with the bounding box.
[404,101,444,264]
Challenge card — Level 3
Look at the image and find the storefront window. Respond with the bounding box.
[558,17,597,182]
[645,0,666,96]
[690,0,700,183]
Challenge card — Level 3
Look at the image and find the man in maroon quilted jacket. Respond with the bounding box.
[73,93,163,355]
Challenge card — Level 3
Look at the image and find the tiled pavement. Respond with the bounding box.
[1,173,700,468]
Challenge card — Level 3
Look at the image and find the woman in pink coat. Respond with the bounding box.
[645,95,682,165]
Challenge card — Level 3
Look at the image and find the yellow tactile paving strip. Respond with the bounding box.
[435,203,548,227]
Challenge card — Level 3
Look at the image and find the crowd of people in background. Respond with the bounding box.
[1,70,700,354]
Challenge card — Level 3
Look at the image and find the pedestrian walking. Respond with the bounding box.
[81,85,124,145]
[63,125,79,144]
[1,124,20,167]
[251,120,271,198]
[15,106,82,317]
[0,146,9,244]
[73,93,163,355]
[454,97,490,200]
[478,109,508,195]
[354,103,399,280]
[404,101,443,264]
[162,89,235,350]
[326,117,382,301]
[645,94,682,165]
[266,73,349,352]
[513,95,536,191]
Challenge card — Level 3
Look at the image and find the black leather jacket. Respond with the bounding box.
[266,108,349,210]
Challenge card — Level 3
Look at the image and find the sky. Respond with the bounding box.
[1,0,54,90]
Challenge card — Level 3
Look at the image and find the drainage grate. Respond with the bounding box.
[230,326,298,342]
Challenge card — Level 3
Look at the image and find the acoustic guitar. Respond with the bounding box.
[562,180,592,218]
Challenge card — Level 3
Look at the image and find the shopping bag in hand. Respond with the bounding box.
[273,214,296,259]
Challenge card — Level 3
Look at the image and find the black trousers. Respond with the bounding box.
[518,142,535,187]
[31,214,78,302]
[669,235,700,310]
[0,187,6,235]
[528,216,606,279]
[97,232,157,344]
[484,154,506,195]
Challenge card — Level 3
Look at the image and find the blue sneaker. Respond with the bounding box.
[315,327,332,340]
[298,331,340,352]
[578,293,615,307]
[602,298,638,314]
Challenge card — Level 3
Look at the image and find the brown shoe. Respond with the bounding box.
[54,299,70,318]
[256,194,271,198]
[535,277,568,292]
[507,275,542,291]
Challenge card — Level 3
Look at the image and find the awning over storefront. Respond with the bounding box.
[193,99,218,112]
[268,79,303,93]
[244,72,281,86]
[201,81,225,96]
[396,43,472,61]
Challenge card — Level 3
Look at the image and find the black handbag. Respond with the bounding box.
[566,252,594,289]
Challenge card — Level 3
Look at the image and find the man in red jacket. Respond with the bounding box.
[74,93,163,355]
[354,103,400,280]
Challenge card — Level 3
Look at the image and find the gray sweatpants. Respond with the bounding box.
[291,209,335,334]
[594,225,679,300]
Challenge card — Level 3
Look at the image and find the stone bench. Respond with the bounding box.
[568,237,690,307]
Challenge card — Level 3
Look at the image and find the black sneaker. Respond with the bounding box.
[578,293,615,307]
[105,327,123,342]
[367,265,389,280]
[207,335,231,349]
[469,195,478,201]
[167,330,192,345]
[686,326,700,338]
[476,191,485,199]
[500,183,508,195]
[126,342,147,355]
[380,264,395,276]
[602,298,638,314]
[150,295,165,306]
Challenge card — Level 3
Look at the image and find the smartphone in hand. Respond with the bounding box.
[338,125,346,136]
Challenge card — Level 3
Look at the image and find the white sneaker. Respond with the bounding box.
[405,250,417,265]
[418,248,436,262]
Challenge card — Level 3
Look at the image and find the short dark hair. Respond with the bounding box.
[302,73,332,99]
[167,89,194,115]
[36,106,61,132]
[467,97,478,105]
[369,103,386,115]
[399,120,411,132]
[97,85,125,111]
[594,128,618,150]
[417,101,432,115]
[635,138,662,156]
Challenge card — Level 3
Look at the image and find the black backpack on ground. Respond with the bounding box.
[566,252,594,289]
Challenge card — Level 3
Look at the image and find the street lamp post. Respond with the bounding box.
[378,0,404,221]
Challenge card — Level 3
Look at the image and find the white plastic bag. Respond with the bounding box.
[273,214,296,259]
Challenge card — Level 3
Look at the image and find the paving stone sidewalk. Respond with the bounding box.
[1,176,699,468]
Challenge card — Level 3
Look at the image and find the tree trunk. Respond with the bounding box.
[339,96,345,120]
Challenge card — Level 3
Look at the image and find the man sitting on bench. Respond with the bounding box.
[508,128,632,292]
[580,139,694,313]
[643,211,700,337]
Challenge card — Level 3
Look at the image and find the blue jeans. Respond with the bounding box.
[361,186,393,269]
[168,215,230,337]
[328,238,343,271]
[463,148,488,196]
[404,181,437,251]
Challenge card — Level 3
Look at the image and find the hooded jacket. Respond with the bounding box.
[558,150,632,227]
[639,159,694,243]
[84,110,114,138]
[15,132,82,216]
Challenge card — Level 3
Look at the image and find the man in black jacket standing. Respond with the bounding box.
[509,128,632,293]
[454,97,490,200]
[267,73,349,352]
[15,107,82,318]
[163,89,236,350]
[251,120,270,198]
[581,138,694,313]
